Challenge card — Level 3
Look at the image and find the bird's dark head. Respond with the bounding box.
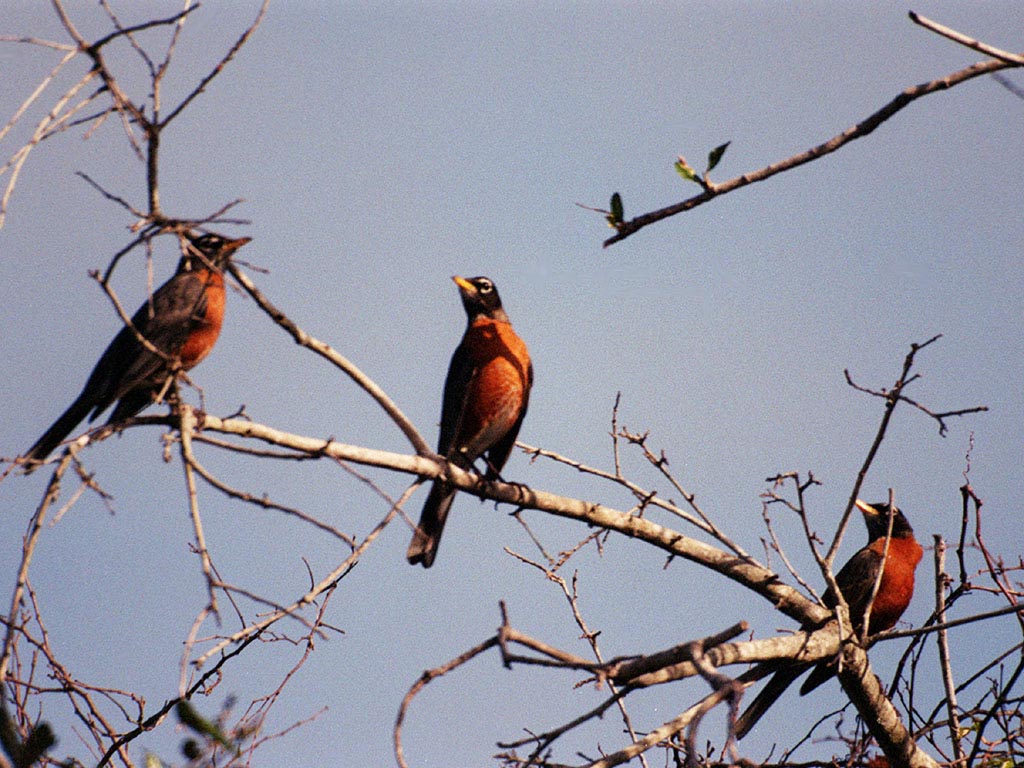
[855,499,915,540]
[180,232,252,272]
[453,275,508,323]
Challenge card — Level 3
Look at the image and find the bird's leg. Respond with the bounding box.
[479,454,504,481]
[153,374,176,407]
[479,456,531,504]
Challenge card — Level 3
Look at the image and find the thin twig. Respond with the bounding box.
[0,452,73,684]
[179,405,220,616]
[184,447,358,547]
[909,11,1024,65]
[860,489,899,644]
[227,262,432,456]
[520,440,713,535]
[604,53,1018,246]
[762,472,824,602]
[161,1,270,127]
[394,635,500,768]
[191,484,412,668]
[825,337,943,613]
[933,535,966,765]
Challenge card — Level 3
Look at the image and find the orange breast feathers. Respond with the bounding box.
[178,269,226,369]
[867,535,924,634]
[456,318,531,459]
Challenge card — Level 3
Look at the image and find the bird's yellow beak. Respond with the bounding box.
[452,275,475,292]
[854,499,877,516]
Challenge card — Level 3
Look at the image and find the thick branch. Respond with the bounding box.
[177,414,825,628]
[837,642,939,768]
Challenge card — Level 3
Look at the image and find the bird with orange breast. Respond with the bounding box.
[407,275,533,568]
[735,499,923,738]
[22,232,250,470]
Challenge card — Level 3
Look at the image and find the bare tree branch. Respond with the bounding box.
[602,22,1021,246]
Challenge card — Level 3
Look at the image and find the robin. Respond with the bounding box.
[22,232,251,470]
[735,499,923,739]
[407,275,533,568]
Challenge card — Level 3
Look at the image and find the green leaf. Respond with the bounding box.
[674,158,699,184]
[175,701,237,755]
[706,141,730,173]
[609,192,623,223]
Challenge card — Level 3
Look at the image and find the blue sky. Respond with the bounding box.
[1,2,1023,766]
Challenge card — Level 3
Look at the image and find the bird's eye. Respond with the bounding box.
[477,279,493,293]
[190,234,226,253]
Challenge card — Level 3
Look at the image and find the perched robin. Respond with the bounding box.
[407,275,533,568]
[735,499,923,739]
[22,232,251,470]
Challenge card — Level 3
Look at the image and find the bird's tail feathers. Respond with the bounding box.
[734,663,809,740]
[22,396,96,472]
[406,482,456,568]
[798,658,836,696]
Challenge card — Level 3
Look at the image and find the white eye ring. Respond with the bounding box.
[478,280,493,293]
